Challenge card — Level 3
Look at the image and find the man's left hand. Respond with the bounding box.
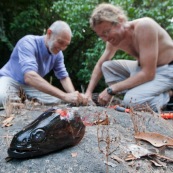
[98,89,112,106]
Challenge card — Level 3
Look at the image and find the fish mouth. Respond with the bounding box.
[8,147,39,159]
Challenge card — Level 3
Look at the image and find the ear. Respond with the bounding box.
[47,29,52,39]
[117,15,126,24]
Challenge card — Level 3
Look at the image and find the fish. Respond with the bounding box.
[7,108,85,159]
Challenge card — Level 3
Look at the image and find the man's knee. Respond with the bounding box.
[123,93,133,107]
[101,61,112,74]
[123,91,143,108]
[0,92,8,107]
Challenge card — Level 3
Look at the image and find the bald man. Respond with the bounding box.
[0,20,86,108]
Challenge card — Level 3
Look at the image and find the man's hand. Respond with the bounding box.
[80,93,89,105]
[63,91,81,104]
[64,91,90,105]
[81,93,97,106]
[82,93,96,106]
[98,88,112,106]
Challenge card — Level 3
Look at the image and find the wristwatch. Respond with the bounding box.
[107,87,114,95]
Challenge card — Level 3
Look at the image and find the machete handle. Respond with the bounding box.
[108,105,130,113]
[161,112,173,119]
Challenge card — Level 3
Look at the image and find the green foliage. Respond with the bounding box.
[0,25,13,51]
[52,0,100,89]
[78,38,105,83]
[10,7,42,35]
[0,0,56,65]
[126,0,173,36]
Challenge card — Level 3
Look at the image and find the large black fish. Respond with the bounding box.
[8,108,85,159]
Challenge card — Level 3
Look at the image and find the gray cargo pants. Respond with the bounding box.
[101,60,173,112]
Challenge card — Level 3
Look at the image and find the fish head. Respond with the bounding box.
[8,108,85,159]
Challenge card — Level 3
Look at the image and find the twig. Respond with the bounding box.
[107,96,114,107]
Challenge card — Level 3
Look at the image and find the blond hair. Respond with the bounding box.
[90,3,128,29]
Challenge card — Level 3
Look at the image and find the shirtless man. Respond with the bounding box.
[0,21,86,109]
[85,3,173,112]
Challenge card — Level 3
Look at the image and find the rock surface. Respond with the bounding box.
[1,104,173,173]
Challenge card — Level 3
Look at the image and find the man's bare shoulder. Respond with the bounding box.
[130,17,160,41]
[132,17,156,23]
[133,17,159,30]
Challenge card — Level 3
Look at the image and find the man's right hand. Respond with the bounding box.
[63,91,81,104]
[83,93,96,106]
[64,91,88,105]
[64,91,96,106]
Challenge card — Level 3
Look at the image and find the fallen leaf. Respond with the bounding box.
[2,115,14,127]
[126,144,173,163]
[94,116,110,125]
[111,155,124,163]
[127,144,152,158]
[71,152,77,157]
[2,116,14,124]
[150,159,167,167]
[2,123,13,127]
[125,154,137,161]
[135,132,173,147]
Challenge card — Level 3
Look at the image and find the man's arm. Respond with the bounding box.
[24,71,82,104]
[85,42,117,99]
[113,18,158,92]
[60,77,75,92]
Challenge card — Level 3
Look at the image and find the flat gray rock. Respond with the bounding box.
[1,105,173,173]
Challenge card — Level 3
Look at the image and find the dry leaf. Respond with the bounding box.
[125,154,137,161]
[126,144,173,163]
[94,116,110,125]
[2,123,13,127]
[2,115,14,127]
[111,155,124,163]
[71,152,77,157]
[150,160,163,167]
[2,116,14,124]
[135,132,173,147]
[127,144,152,159]
[150,159,166,167]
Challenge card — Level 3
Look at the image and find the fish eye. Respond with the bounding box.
[21,138,28,146]
[31,129,45,143]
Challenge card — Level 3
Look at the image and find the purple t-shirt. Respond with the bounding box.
[0,35,69,84]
